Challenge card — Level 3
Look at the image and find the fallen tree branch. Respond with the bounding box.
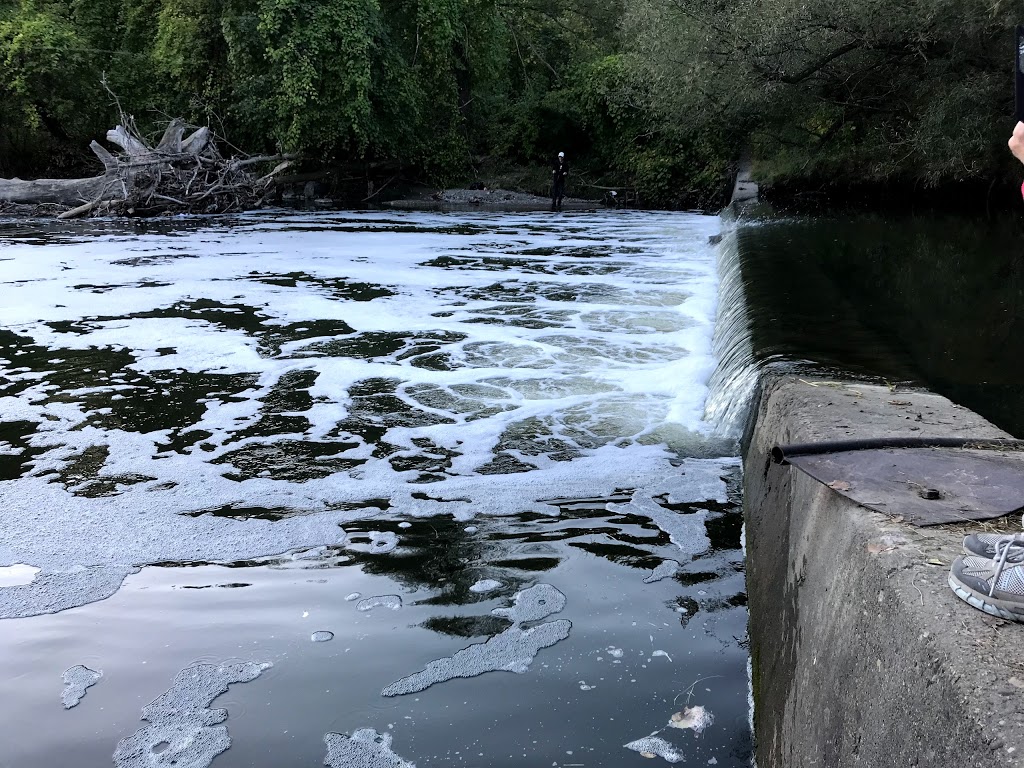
[58,198,113,220]
[233,153,298,169]
[0,110,297,217]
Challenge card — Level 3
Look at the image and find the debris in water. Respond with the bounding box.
[624,736,684,763]
[652,650,672,663]
[381,584,570,696]
[643,560,679,583]
[323,728,414,768]
[668,705,714,736]
[61,665,102,709]
[112,661,271,768]
[344,592,362,601]
[468,579,503,593]
[356,594,402,612]
[311,631,335,642]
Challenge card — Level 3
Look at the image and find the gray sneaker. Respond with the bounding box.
[962,533,1024,561]
[949,554,1024,621]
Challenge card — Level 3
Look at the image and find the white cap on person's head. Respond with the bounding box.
[558,152,564,157]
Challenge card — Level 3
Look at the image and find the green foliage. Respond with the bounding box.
[256,0,378,154]
[623,0,1019,190]
[5,0,1010,203]
[0,1,105,172]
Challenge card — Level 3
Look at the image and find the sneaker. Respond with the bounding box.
[949,554,1024,621]
[962,533,1024,561]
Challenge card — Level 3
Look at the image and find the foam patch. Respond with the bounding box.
[624,735,685,763]
[643,560,679,583]
[112,661,271,768]
[323,729,415,768]
[0,565,136,619]
[356,594,402,612]
[382,583,569,696]
[61,664,102,708]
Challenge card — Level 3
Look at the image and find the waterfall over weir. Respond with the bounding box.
[705,224,760,438]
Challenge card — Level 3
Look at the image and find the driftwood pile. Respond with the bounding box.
[0,118,292,219]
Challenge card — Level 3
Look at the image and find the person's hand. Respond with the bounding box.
[1010,122,1024,166]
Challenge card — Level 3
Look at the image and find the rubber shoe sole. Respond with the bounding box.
[949,556,1024,622]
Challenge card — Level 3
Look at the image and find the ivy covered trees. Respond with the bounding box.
[0,0,1020,207]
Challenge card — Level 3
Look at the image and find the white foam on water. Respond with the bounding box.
[61,664,102,709]
[356,594,402,612]
[346,531,399,554]
[668,705,714,736]
[624,735,685,763]
[323,728,415,768]
[643,560,679,584]
[112,661,271,768]
[381,583,569,696]
[0,211,734,617]
[468,579,503,593]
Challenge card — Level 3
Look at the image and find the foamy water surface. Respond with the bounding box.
[0,210,750,766]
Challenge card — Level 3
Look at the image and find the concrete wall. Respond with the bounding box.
[745,374,1024,767]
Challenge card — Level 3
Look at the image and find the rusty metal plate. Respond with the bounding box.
[785,448,1024,526]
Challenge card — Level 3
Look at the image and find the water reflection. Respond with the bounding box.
[0,501,749,767]
[736,214,1024,437]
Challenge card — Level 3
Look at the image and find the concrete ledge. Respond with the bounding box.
[745,374,1024,767]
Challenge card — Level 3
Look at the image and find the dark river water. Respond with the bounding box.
[0,211,750,768]
[727,213,1024,438]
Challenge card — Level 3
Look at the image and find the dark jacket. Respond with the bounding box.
[552,157,569,179]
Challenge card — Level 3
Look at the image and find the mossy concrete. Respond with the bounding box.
[745,374,1024,767]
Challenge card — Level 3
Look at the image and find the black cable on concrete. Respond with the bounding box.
[770,437,1024,465]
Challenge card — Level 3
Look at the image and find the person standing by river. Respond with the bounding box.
[551,152,569,212]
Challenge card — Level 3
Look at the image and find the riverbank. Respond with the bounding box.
[384,186,600,211]
[744,374,1024,767]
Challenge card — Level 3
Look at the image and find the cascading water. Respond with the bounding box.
[704,223,761,439]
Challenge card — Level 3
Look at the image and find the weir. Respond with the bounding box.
[704,223,759,439]
[718,201,1024,767]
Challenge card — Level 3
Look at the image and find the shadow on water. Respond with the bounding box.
[735,214,1024,436]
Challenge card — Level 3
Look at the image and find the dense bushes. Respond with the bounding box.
[0,0,1018,207]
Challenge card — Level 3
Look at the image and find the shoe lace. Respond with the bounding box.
[988,536,1024,596]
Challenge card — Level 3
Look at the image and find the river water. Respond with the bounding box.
[0,211,751,767]
[715,212,1024,439]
